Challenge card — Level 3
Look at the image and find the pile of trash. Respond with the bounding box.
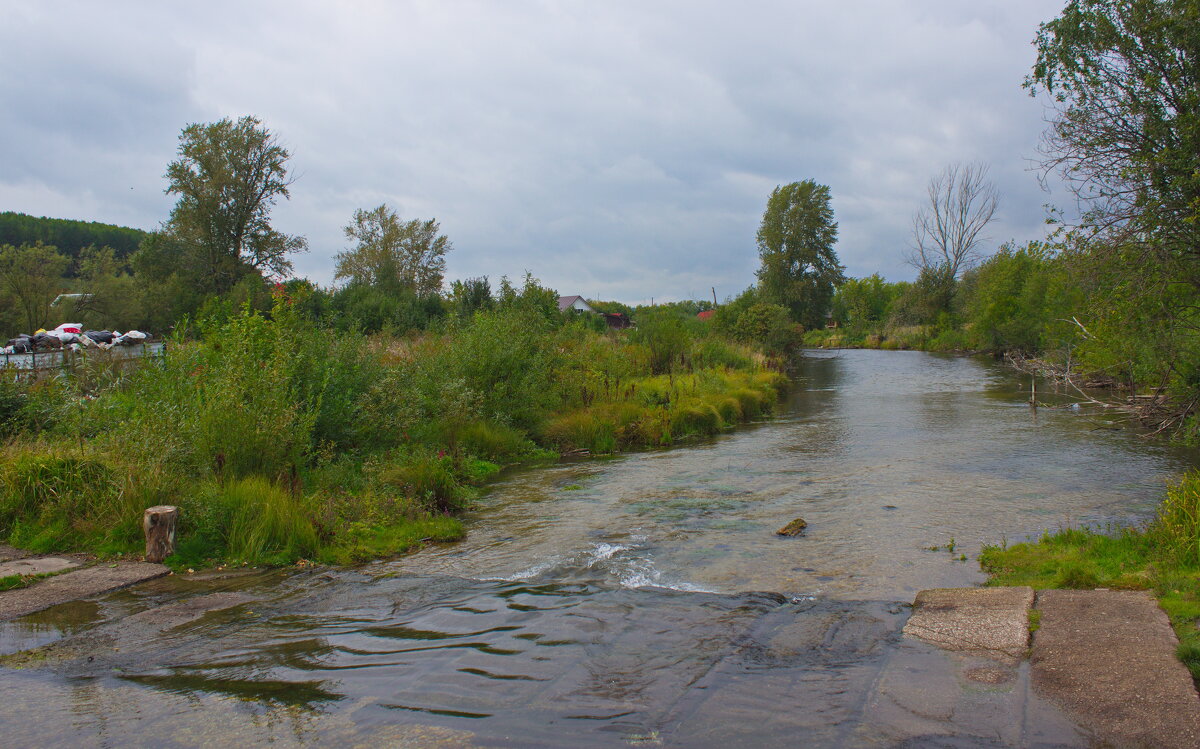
[3,323,152,354]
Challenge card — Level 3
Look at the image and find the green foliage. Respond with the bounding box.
[214,477,319,565]
[981,471,1200,681]
[832,274,901,329]
[379,455,467,514]
[450,276,494,318]
[0,242,70,335]
[1029,0,1200,272]
[755,180,846,329]
[455,421,541,464]
[732,302,795,354]
[496,273,562,323]
[0,212,146,261]
[327,282,446,334]
[0,271,788,568]
[335,204,450,297]
[693,338,752,370]
[437,307,564,428]
[964,242,1080,354]
[162,115,306,294]
[318,515,463,565]
[890,265,956,327]
[0,448,134,552]
[630,312,691,375]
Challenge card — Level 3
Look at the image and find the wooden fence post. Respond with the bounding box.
[144,505,179,563]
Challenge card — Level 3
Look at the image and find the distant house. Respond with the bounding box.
[697,309,715,321]
[601,312,633,329]
[557,295,597,313]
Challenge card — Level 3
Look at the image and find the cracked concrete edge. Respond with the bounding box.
[902,586,1034,660]
[0,562,170,621]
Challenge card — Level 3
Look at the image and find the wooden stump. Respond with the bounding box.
[143,505,179,563]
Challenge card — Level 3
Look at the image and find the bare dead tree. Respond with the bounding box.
[908,162,1000,279]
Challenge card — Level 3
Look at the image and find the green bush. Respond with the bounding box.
[670,402,722,438]
[379,455,466,513]
[0,451,123,544]
[542,410,618,454]
[454,420,538,463]
[1150,471,1200,566]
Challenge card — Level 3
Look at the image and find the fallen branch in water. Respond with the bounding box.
[1003,351,1194,437]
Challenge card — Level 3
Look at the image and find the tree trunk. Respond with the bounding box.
[143,505,179,563]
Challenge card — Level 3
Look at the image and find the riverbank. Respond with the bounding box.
[0,299,788,570]
[980,470,1200,681]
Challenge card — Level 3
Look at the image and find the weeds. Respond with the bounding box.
[981,471,1200,682]
[0,300,789,568]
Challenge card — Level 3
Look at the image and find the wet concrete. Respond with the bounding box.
[0,571,1093,747]
[0,562,169,621]
[903,587,1034,662]
[0,557,80,578]
[1032,589,1200,748]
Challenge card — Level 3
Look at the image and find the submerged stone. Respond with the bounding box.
[776,518,808,536]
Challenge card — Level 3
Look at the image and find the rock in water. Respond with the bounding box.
[776,518,808,536]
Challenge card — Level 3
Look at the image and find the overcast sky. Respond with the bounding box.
[1,1,1069,304]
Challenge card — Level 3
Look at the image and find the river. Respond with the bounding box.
[1,350,1195,747]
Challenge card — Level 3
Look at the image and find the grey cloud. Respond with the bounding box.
[1,0,1069,303]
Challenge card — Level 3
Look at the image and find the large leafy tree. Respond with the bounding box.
[335,204,450,297]
[162,116,307,294]
[1029,0,1200,279]
[0,242,69,334]
[1030,0,1200,411]
[755,180,844,329]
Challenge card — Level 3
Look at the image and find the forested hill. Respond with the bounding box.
[0,212,148,258]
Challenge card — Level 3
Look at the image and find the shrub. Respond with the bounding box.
[541,410,618,453]
[670,402,722,438]
[1150,471,1200,566]
[0,450,123,544]
[454,421,538,463]
[379,455,466,513]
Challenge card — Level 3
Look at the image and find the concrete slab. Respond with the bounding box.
[903,586,1034,661]
[0,557,81,578]
[125,592,254,630]
[0,562,169,621]
[1033,589,1200,749]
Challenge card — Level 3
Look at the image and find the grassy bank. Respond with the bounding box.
[802,325,975,353]
[0,293,788,569]
[980,471,1200,678]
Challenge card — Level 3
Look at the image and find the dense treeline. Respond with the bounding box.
[0,212,146,260]
[802,0,1200,441]
[809,239,1199,435]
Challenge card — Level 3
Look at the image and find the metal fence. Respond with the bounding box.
[1,341,166,372]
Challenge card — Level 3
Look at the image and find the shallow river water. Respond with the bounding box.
[1,350,1197,747]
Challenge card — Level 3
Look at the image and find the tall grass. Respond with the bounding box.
[1150,471,1200,566]
[0,297,790,567]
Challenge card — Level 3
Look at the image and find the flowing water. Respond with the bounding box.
[2,350,1197,747]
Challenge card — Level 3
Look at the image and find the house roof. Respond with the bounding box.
[557,295,596,312]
